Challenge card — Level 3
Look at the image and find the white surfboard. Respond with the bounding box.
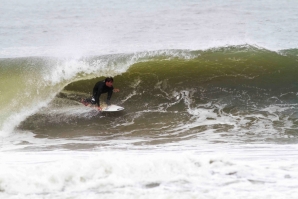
[102,105,124,112]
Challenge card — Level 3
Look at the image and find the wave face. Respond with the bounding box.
[0,50,192,135]
[1,45,297,147]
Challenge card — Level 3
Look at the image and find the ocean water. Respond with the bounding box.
[1,0,298,198]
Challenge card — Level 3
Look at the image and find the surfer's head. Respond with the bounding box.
[105,77,114,87]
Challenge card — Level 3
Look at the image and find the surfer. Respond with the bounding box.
[81,77,120,111]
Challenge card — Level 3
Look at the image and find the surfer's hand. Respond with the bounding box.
[113,88,120,92]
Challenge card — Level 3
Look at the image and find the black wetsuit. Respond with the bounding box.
[92,80,114,106]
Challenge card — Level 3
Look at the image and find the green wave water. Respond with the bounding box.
[1,45,298,141]
[66,45,298,107]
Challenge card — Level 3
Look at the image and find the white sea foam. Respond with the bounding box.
[1,150,298,199]
[0,97,54,137]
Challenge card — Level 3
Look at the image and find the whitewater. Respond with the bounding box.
[1,0,298,198]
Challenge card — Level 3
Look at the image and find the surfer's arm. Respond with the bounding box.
[106,89,113,105]
[96,84,104,107]
[94,90,102,106]
[96,94,101,106]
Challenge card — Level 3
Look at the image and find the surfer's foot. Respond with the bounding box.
[81,99,89,106]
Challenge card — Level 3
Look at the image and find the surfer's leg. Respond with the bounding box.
[91,96,96,104]
[81,96,97,106]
